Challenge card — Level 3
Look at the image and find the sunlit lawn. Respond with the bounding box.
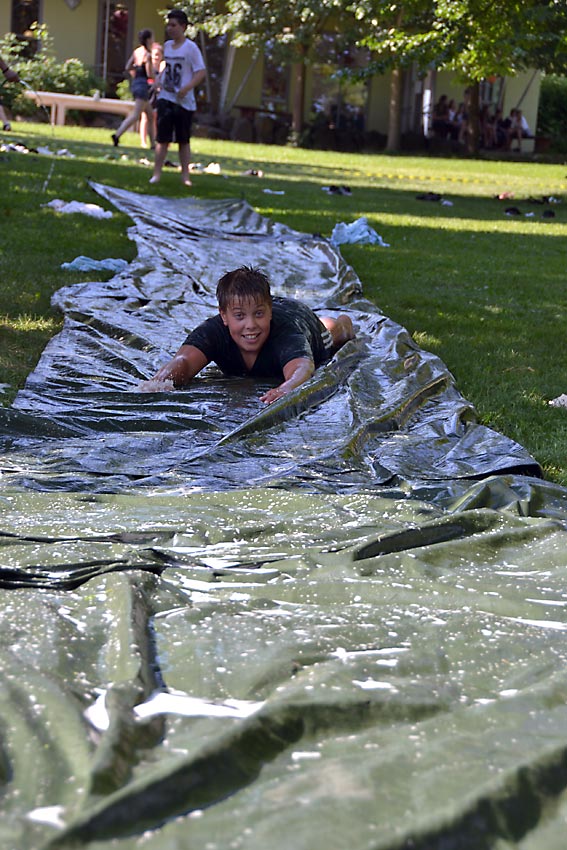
[1,121,567,482]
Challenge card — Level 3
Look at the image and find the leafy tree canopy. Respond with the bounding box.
[352,0,567,82]
[175,0,362,60]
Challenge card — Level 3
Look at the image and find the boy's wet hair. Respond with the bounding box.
[167,9,189,28]
[217,266,272,312]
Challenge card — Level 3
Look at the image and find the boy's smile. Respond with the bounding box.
[220,297,272,364]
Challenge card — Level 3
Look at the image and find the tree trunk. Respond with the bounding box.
[291,45,308,137]
[386,65,402,152]
[465,81,480,155]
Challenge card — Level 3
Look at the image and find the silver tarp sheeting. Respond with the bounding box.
[2,184,567,850]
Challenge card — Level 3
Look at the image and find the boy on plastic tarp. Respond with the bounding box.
[140,265,355,404]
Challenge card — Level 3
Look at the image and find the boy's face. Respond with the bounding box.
[220,297,272,358]
[166,18,186,43]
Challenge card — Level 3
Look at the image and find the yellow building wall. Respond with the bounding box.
[366,74,392,135]
[42,0,98,65]
[223,46,263,111]
[0,8,11,37]
[131,3,168,49]
[500,72,541,136]
[434,71,467,107]
[2,2,166,70]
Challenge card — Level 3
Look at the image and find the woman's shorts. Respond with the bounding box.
[131,78,150,101]
[156,100,194,145]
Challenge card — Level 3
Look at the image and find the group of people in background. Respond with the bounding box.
[112,8,206,187]
[111,28,163,150]
[0,8,205,186]
[478,104,531,151]
[431,94,468,144]
[432,92,532,151]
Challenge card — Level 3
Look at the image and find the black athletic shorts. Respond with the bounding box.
[156,100,194,145]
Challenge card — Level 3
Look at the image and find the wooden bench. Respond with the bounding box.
[509,136,535,154]
[23,90,134,125]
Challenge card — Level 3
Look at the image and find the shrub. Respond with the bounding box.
[0,23,103,119]
[537,74,567,153]
[115,79,132,102]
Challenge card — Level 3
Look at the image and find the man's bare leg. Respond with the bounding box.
[150,142,169,184]
[179,142,192,186]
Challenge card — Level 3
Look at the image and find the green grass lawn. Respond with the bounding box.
[1,121,567,482]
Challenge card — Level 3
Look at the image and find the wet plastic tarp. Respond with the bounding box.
[2,185,567,850]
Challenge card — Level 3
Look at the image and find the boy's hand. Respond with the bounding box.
[260,357,315,404]
[260,385,288,404]
[138,378,174,393]
[139,346,209,392]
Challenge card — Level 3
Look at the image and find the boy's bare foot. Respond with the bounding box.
[182,178,192,187]
[335,314,355,344]
[322,314,355,350]
[332,315,355,349]
[149,175,160,184]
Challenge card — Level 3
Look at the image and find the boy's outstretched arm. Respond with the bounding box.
[139,344,209,391]
[260,357,314,405]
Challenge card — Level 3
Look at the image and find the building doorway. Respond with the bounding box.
[11,0,41,56]
[97,0,133,95]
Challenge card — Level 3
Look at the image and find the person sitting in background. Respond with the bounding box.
[493,108,507,149]
[447,99,457,124]
[479,105,496,149]
[140,265,355,405]
[452,102,468,144]
[507,108,531,151]
[432,94,451,139]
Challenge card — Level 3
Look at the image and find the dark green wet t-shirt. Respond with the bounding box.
[183,297,333,378]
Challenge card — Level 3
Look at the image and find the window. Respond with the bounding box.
[11,0,41,56]
[480,76,504,110]
[97,1,132,94]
